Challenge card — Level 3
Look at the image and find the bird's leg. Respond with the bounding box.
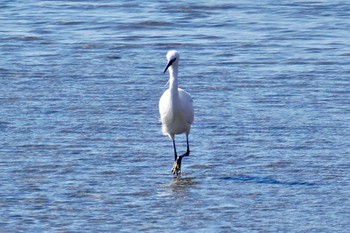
[171,135,190,176]
[180,134,190,158]
[172,156,182,176]
[171,138,181,175]
[172,138,177,161]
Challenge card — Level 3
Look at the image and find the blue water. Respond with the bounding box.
[1,0,350,232]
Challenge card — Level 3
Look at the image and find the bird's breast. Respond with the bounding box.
[159,91,181,123]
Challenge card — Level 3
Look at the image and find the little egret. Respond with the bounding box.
[159,50,194,175]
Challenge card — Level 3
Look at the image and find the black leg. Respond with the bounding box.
[172,138,177,161]
[180,134,190,158]
[171,134,190,175]
[186,134,190,156]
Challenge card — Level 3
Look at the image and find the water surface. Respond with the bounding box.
[1,0,350,232]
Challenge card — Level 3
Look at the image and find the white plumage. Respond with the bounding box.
[159,88,193,135]
[159,50,194,175]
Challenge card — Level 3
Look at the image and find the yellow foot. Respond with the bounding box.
[171,157,182,175]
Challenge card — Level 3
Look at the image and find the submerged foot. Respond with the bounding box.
[171,156,182,176]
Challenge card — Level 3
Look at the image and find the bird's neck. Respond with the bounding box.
[168,66,179,94]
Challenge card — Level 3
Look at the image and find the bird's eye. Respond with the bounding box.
[170,57,176,64]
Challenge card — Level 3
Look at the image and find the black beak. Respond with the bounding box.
[163,58,176,74]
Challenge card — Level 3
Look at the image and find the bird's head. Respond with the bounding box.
[163,50,180,74]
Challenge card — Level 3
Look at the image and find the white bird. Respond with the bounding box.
[159,50,194,175]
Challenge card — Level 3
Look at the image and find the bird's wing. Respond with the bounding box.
[178,88,194,124]
[159,89,172,124]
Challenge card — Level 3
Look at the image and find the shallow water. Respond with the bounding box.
[1,0,350,232]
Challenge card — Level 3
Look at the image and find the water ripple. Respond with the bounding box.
[1,0,350,232]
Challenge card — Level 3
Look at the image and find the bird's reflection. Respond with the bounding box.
[167,175,199,197]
